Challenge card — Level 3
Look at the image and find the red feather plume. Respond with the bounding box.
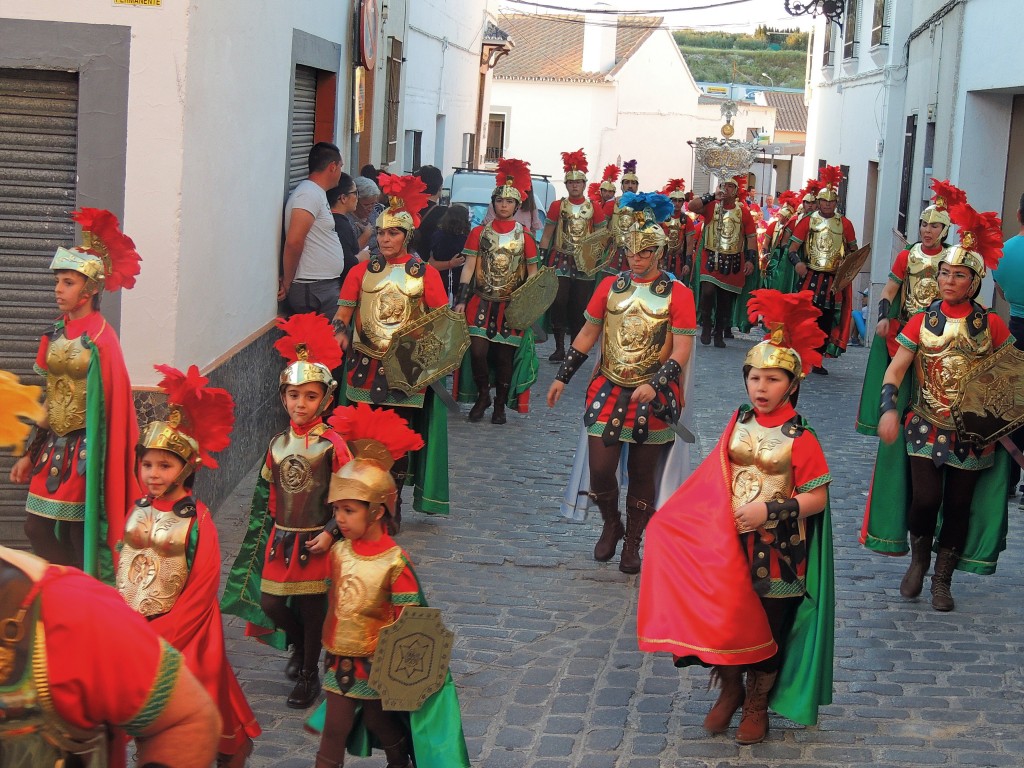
[153,364,235,469]
[587,183,602,204]
[70,207,142,291]
[274,313,343,370]
[378,173,429,228]
[561,149,588,175]
[777,190,801,209]
[601,164,620,183]
[328,402,424,460]
[746,289,826,376]
[949,202,1004,272]
[818,165,843,188]
[929,179,966,210]
[495,157,532,199]
[732,175,748,196]
[662,178,686,194]
[801,179,822,197]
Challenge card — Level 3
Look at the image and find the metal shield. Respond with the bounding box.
[951,344,1024,445]
[369,606,455,711]
[833,243,872,293]
[574,227,613,277]
[381,306,470,397]
[505,267,558,330]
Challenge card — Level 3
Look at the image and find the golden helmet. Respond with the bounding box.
[621,159,638,183]
[619,192,672,255]
[743,335,803,379]
[375,173,430,236]
[274,314,342,415]
[561,149,588,182]
[328,440,398,512]
[744,290,827,381]
[49,247,106,289]
[50,208,142,293]
[943,199,1003,280]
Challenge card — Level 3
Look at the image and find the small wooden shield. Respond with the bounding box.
[369,607,454,711]
[382,307,470,397]
[574,227,613,277]
[833,243,872,293]
[505,267,558,330]
[951,344,1024,445]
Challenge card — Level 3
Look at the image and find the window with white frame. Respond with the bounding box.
[843,0,860,59]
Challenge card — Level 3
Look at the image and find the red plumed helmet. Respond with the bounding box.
[948,201,1004,274]
[928,179,966,210]
[328,402,424,461]
[274,313,343,370]
[561,149,589,178]
[148,364,235,470]
[494,157,532,201]
[601,164,620,183]
[378,173,430,228]
[70,207,143,291]
[745,289,826,377]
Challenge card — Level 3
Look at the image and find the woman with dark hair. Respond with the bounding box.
[327,174,368,286]
[429,204,471,302]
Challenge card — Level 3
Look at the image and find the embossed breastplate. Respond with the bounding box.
[322,540,405,656]
[45,332,92,436]
[270,427,334,530]
[901,245,943,320]
[727,414,796,512]
[354,260,426,357]
[600,275,672,387]
[554,199,594,257]
[664,217,683,251]
[117,499,194,617]
[912,304,992,429]
[611,202,634,248]
[704,204,743,254]
[806,214,845,273]
[475,223,527,301]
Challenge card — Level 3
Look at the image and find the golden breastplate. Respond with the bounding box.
[727,416,796,513]
[806,214,845,273]
[901,245,943,320]
[475,223,527,301]
[45,333,92,436]
[704,204,743,254]
[269,427,334,530]
[769,221,790,252]
[322,540,405,656]
[117,500,193,617]
[612,202,634,248]
[912,309,993,429]
[0,602,108,768]
[600,276,672,387]
[553,199,594,257]
[664,218,683,251]
[354,260,425,357]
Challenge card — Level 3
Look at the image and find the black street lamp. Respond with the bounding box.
[783,0,844,25]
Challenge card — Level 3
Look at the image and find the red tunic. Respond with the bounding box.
[698,200,756,291]
[581,274,697,444]
[147,497,261,755]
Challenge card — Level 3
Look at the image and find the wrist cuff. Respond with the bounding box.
[555,347,589,384]
[878,298,891,320]
[650,359,682,395]
[880,382,899,417]
[765,498,799,523]
[455,281,472,306]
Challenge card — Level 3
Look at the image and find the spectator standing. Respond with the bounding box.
[411,164,447,260]
[279,142,345,318]
[327,174,369,287]
[351,175,382,257]
[429,204,471,303]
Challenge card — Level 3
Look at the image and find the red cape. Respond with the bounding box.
[637,411,777,666]
[150,502,260,753]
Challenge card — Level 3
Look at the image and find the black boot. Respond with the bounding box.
[468,381,491,422]
[286,669,321,708]
[619,496,653,574]
[900,534,932,598]
[548,330,566,362]
[284,644,303,681]
[700,323,712,346]
[589,488,624,562]
[492,383,509,424]
[930,547,959,612]
[713,327,727,348]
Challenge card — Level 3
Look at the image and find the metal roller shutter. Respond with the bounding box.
[289,65,317,192]
[0,69,79,545]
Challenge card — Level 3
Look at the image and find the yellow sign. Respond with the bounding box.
[114,0,162,6]
[354,68,365,134]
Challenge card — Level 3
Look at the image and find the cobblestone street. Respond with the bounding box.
[216,334,1024,768]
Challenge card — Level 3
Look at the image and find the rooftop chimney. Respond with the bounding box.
[582,10,617,74]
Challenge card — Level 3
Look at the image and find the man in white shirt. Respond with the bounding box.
[279,141,345,317]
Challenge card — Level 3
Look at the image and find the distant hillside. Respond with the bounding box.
[674,28,809,89]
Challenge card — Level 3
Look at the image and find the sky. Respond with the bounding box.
[496,0,817,33]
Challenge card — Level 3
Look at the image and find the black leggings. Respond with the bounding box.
[469,337,514,388]
[550,276,590,339]
[316,692,407,767]
[24,516,84,570]
[750,596,801,672]
[698,282,734,330]
[260,593,326,675]
[908,457,980,551]
[587,435,665,504]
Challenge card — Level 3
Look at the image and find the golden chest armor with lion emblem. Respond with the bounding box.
[323,540,407,656]
[553,199,594,258]
[664,217,684,251]
[704,204,743,255]
[806,213,846,273]
[600,276,672,388]
[475,223,527,301]
[269,427,333,531]
[45,333,92,436]
[355,261,425,358]
[901,244,943,321]
[117,500,193,617]
[612,202,634,248]
[912,308,993,429]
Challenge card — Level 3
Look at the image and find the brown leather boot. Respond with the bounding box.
[735,669,777,744]
[619,496,653,574]
[930,547,959,612]
[383,737,412,768]
[468,379,491,422]
[900,534,932,598]
[491,383,509,425]
[589,488,623,562]
[703,666,745,734]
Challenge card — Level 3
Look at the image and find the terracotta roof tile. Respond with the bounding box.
[493,13,662,82]
[763,90,807,133]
